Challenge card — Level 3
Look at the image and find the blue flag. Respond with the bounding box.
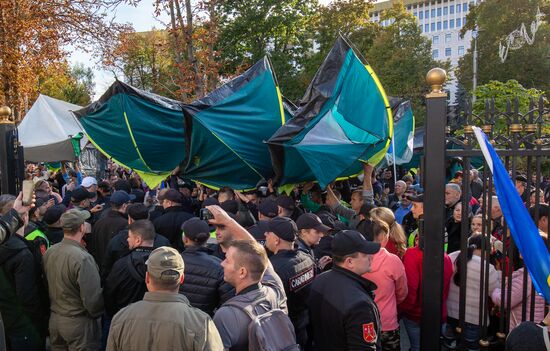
[473,127,550,302]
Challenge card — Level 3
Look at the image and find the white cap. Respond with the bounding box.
[81,176,97,188]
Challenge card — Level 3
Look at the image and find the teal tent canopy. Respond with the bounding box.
[74,82,186,187]
[267,36,393,189]
[181,57,285,190]
[381,98,415,168]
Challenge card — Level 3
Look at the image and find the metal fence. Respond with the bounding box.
[422,70,550,350]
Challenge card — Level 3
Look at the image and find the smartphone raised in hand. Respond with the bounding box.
[22,180,34,206]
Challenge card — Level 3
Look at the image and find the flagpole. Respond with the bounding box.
[391,134,397,185]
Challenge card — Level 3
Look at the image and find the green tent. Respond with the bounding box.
[181,57,285,190]
[267,36,393,189]
[74,82,186,187]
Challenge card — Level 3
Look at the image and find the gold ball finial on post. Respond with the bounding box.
[0,106,12,124]
[426,68,447,96]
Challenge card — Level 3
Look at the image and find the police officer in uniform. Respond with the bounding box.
[265,217,316,349]
[308,230,382,350]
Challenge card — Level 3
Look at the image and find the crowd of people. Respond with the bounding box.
[0,160,549,351]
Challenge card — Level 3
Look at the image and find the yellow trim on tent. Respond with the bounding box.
[123,111,155,173]
[276,86,286,125]
[364,63,393,166]
[84,132,168,188]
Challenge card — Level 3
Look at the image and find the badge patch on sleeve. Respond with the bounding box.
[363,323,377,343]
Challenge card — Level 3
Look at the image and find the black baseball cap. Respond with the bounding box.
[277,195,295,211]
[182,218,210,243]
[71,187,95,203]
[258,199,278,218]
[110,190,136,206]
[515,174,528,183]
[43,204,67,225]
[296,213,331,233]
[332,230,381,256]
[268,217,298,242]
[164,189,183,204]
[220,200,239,214]
[406,193,424,203]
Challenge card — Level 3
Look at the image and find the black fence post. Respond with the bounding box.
[420,68,447,350]
[0,106,18,195]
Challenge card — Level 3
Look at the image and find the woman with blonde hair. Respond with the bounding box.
[370,207,407,259]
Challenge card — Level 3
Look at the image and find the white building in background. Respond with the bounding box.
[370,0,478,102]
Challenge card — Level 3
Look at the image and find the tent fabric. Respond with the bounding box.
[267,36,393,188]
[181,57,285,190]
[74,81,186,188]
[18,94,84,162]
[382,97,415,167]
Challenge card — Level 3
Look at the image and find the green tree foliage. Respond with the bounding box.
[364,1,449,125]
[38,62,95,106]
[217,0,318,100]
[457,0,550,93]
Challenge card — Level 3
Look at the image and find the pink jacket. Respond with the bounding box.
[363,248,408,331]
[491,267,547,330]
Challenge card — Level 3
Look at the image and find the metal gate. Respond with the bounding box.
[421,68,550,350]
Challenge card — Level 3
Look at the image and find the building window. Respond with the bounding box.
[431,22,436,31]
[437,21,442,30]
[450,19,455,28]
[419,11,424,19]
[456,18,462,27]
[458,46,465,55]
[425,10,429,18]
[450,5,455,14]
[425,24,430,32]
[431,9,436,18]
[433,49,439,59]
[414,12,417,17]
[445,47,452,56]
[463,17,467,25]
[443,20,448,29]
[437,8,442,16]
[433,35,440,44]
[443,6,448,15]
[445,33,452,43]
[463,3,468,12]
[457,2,461,13]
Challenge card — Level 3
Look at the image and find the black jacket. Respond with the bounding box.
[103,246,152,317]
[87,209,128,266]
[148,205,164,222]
[153,206,194,251]
[179,246,234,316]
[45,226,64,245]
[270,249,316,341]
[0,234,48,337]
[308,266,381,351]
[247,220,270,246]
[102,228,171,278]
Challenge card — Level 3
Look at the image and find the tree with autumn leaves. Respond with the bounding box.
[0,0,133,120]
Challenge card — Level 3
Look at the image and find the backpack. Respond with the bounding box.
[226,290,300,351]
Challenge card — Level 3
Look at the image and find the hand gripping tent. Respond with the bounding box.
[267,36,393,189]
[181,57,285,190]
[74,82,186,188]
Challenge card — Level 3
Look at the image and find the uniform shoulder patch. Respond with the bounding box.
[288,266,315,292]
[363,322,377,343]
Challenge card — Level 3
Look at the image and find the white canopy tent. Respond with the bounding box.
[17,94,86,162]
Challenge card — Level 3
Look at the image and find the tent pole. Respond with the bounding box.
[392,134,397,185]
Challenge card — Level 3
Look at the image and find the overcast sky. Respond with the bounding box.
[68,0,334,99]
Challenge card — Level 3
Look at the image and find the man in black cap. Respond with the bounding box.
[308,230,381,351]
[406,193,424,247]
[296,213,332,271]
[247,198,278,246]
[43,204,66,245]
[277,195,302,221]
[153,189,194,251]
[515,174,531,204]
[265,217,316,349]
[179,218,234,316]
[88,190,135,266]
